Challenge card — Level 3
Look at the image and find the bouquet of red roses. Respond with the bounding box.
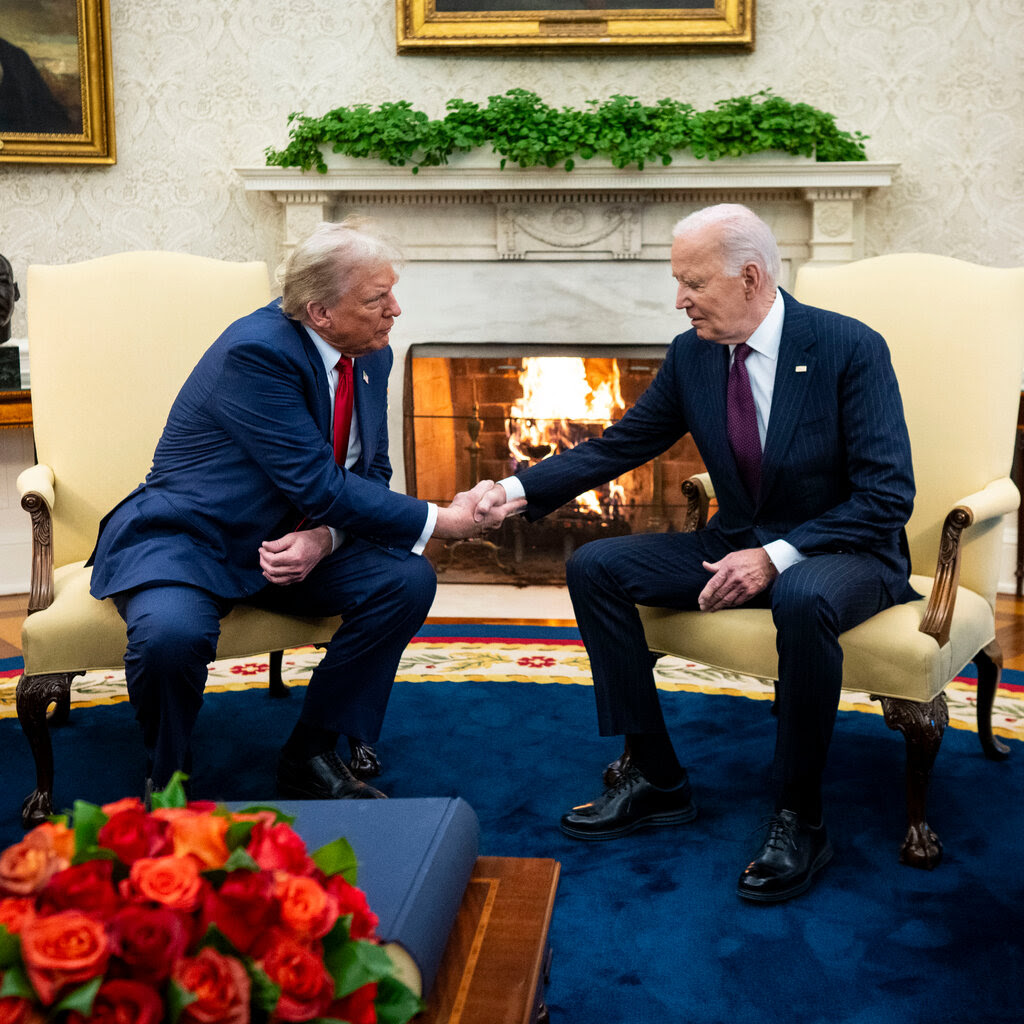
[0,776,421,1024]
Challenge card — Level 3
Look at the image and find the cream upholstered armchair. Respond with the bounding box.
[17,252,342,827]
[638,254,1024,868]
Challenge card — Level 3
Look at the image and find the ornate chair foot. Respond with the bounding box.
[877,692,948,868]
[348,738,381,779]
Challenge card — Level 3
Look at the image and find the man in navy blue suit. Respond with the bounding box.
[476,204,916,901]
[90,219,500,801]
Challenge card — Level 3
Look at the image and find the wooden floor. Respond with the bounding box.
[5,590,1024,671]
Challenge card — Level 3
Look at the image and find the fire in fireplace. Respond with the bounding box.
[404,344,707,585]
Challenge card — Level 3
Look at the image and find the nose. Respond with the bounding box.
[675,282,692,310]
[386,291,401,318]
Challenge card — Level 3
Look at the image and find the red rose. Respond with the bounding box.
[67,979,163,1024]
[98,807,171,864]
[324,875,379,940]
[327,982,378,1024]
[257,932,335,1022]
[247,821,315,875]
[108,904,190,984]
[172,947,250,1024]
[274,874,339,943]
[0,835,67,898]
[0,898,36,935]
[0,993,45,1024]
[38,861,120,920]
[122,856,205,912]
[19,910,109,1006]
[199,869,276,954]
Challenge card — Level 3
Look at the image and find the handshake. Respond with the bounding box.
[433,480,528,541]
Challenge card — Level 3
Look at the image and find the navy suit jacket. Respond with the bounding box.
[517,291,916,601]
[89,300,428,601]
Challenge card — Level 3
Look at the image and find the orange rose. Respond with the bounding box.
[123,856,204,912]
[163,810,230,869]
[172,947,250,1024]
[274,874,339,943]
[20,910,109,1006]
[0,897,36,935]
[100,797,146,817]
[0,833,68,898]
[26,823,74,865]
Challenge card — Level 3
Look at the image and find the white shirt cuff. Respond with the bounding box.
[413,503,438,555]
[763,539,804,574]
[326,526,342,552]
[499,476,526,502]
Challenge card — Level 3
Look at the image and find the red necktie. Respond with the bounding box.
[333,357,354,466]
[727,343,761,499]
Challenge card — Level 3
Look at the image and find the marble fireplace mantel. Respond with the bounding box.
[236,157,898,267]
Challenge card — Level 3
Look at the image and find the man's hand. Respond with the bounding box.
[698,548,777,612]
[435,480,526,540]
[260,527,334,586]
[473,483,526,527]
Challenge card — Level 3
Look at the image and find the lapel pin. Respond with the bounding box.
[363,371,370,384]
[795,365,807,373]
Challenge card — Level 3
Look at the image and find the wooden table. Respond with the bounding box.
[0,388,31,428]
[422,856,560,1024]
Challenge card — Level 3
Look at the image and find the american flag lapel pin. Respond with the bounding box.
[363,371,370,384]
[795,365,807,373]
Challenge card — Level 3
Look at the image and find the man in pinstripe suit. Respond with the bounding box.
[475,204,917,902]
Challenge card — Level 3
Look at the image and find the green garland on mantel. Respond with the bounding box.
[265,89,869,175]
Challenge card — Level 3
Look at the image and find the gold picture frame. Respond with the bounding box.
[396,0,754,52]
[0,0,116,164]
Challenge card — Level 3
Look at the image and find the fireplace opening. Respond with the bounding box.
[404,343,708,585]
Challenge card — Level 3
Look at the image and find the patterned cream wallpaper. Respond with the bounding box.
[1,0,1022,338]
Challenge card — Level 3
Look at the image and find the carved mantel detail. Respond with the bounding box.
[236,159,898,271]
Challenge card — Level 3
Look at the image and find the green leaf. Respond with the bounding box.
[221,845,260,873]
[0,963,34,1000]
[167,979,199,1024]
[53,975,102,1017]
[375,974,425,1024]
[0,926,21,969]
[325,939,396,999]
[248,960,282,1015]
[312,837,358,883]
[71,799,108,856]
[150,771,191,809]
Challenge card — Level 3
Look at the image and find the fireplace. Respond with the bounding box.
[404,344,706,584]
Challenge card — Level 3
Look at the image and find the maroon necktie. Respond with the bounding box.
[727,343,761,499]
[333,357,354,466]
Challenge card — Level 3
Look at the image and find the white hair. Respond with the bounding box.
[278,217,404,320]
[672,204,780,287]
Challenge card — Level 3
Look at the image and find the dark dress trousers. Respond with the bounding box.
[516,291,916,813]
[89,300,435,785]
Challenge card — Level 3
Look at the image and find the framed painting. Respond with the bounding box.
[396,0,754,52]
[0,0,115,164]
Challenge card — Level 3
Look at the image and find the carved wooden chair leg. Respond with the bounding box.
[268,650,289,698]
[16,671,81,829]
[973,640,1011,761]
[876,692,949,869]
[46,684,72,727]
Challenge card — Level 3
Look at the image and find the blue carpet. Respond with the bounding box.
[0,667,1021,1022]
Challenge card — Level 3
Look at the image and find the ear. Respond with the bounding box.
[306,300,330,331]
[740,262,763,297]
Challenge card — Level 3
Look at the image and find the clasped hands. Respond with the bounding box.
[434,480,526,540]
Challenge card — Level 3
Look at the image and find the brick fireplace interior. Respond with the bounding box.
[404,344,708,585]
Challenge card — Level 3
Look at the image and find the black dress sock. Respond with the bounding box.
[283,721,341,760]
[626,731,685,789]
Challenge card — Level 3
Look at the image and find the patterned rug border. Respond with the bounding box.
[2,637,1022,741]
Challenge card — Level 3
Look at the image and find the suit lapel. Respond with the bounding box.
[289,315,332,443]
[759,293,817,502]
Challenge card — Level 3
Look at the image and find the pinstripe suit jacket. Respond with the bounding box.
[517,290,916,601]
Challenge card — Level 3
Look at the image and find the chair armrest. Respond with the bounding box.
[681,473,714,532]
[16,464,56,614]
[919,477,1019,647]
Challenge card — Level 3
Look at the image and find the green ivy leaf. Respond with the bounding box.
[53,975,103,1017]
[71,799,108,857]
[375,974,424,1024]
[150,771,191,809]
[325,939,395,999]
[0,963,33,1000]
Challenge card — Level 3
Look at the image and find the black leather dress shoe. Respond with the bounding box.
[277,750,386,800]
[560,763,697,841]
[736,809,832,903]
[347,738,382,779]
